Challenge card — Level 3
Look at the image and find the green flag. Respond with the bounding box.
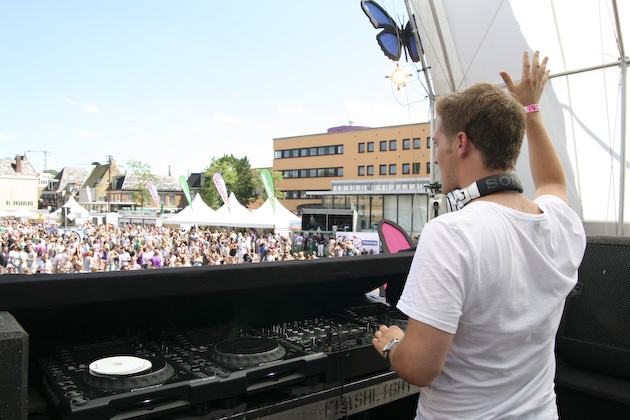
[260,168,276,213]
[179,175,192,209]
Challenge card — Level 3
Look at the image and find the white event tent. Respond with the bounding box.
[165,192,302,231]
[163,193,215,226]
[252,198,302,233]
[47,196,91,222]
[212,192,273,228]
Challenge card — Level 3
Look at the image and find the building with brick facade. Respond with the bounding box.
[273,122,435,236]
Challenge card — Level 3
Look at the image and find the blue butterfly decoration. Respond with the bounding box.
[361,0,421,63]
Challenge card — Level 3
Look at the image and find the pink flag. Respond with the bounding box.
[147,179,160,206]
[213,172,230,209]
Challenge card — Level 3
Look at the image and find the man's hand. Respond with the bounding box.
[500,50,549,106]
[501,50,567,203]
[372,324,405,358]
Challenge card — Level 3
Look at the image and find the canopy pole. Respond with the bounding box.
[613,0,627,236]
[404,0,435,100]
[619,59,627,235]
[404,0,438,185]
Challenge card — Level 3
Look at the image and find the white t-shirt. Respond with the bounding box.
[397,195,586,420]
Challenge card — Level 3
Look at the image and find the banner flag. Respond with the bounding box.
[260,168,276,213]
[179,175,193,209]
[213,172,230,210]
[147,179,160,207]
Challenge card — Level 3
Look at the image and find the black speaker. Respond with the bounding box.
[557,236,630,380]
[0,311,29,420]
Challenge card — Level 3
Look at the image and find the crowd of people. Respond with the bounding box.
[0,220,375,275]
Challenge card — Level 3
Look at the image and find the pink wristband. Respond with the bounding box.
[525,104,540,113]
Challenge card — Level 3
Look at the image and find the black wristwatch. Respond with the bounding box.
[382,338,400,361]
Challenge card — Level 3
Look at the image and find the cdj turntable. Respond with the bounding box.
[39,304,407,420]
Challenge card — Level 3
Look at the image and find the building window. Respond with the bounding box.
[367,142,374,152]
[389,140,397,151]
[426,162,431,174]
[274,144,344,159]
[413,138,421,149]
[402,163,410,174]
[380,141,387,151]
[427,137,432,148]
[389,164,397,175]
[380,165,387,175]
[367,165,374,176]
[281,167,344,178]
[403,138,410,150]
[413,163,421,174]
[358,143,365,153]
[285,190,323,199]
[358,166,365,176]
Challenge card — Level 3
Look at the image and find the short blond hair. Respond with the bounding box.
[436,83,526,170]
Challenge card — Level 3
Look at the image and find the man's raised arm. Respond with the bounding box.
[501,51,568,203]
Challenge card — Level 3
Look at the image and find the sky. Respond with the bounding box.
[0,0,431,178]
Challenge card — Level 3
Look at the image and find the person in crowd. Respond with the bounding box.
[149,250,163,269]
[0,244,9,268]
[119,247,131,269]
[7,245,20,270]
[37,253,53,274]
[26,243,37,273]
[372,51,586,419]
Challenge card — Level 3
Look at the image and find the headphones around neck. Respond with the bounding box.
[445,173,524,212]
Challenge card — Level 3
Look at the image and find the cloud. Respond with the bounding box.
[343,98,369,114]
[65,99,75,104]
[84,105,99,112]
[75,129,98,137]
[214,113,237,125]
[128,126,142,131]
[277,104,303,115]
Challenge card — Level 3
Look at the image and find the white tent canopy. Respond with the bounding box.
[164,192,301,230]
[48,196,91,221]
[62,196,91,217]
[163,193,216,226]
[10,209,40,219]
[213,192,274,228]
[252,198,302,232]
[409,0,629,234]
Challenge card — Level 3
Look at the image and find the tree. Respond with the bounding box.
[44,169,59,177]
[127,159,157,210]
[200,155,257,209]
[253,168,285,201]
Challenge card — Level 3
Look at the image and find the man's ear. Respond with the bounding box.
[456,131,472,158]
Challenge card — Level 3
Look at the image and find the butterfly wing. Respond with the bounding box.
[402,19,421,63]
[361,0,395,29]
[376,28,402,62]
[361,0,402,61]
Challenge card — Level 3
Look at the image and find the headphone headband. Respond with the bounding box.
[446,173,523,212]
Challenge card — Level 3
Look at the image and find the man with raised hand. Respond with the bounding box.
[373,51,586,419]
